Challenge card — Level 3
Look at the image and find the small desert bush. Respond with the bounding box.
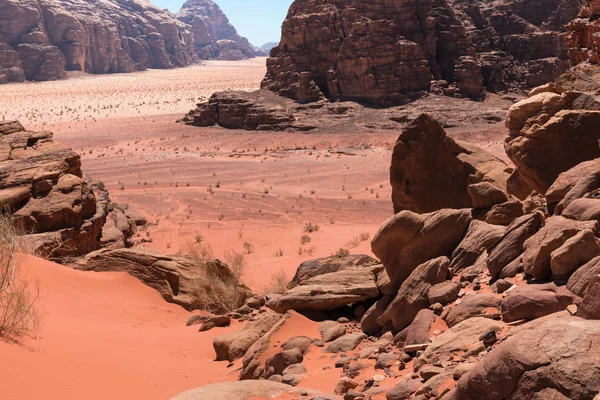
[0,213,41,341]
[243,242,254,254]
[186,243,247,313]
[346,232,371,248]
[335,247,350,257]
[300,234,311,245]
[304,222,320,233]
[262,269,289,295]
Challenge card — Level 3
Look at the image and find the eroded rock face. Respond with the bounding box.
[0,121,134,258]
[261,0,581,106]
[76,247,252,312]
[176,0,256,60]
[390,114,510,214]
[0,0,196,83]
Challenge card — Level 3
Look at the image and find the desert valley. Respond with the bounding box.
[1,0,600,399]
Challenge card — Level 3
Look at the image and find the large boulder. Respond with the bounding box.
[550,229,600,280]
[287,254,380,288]
[448,317,600,400]
[76,247,252,312]
[546,158,600,211]
[445,294,502,327]
[377,257,450,331]
[372,208,472,290]
[487,212,545,280]
[266,265,383,313]
[501,283,581,322]
[390,114,510,214]
[567,255,600,297]
[451,220,505,272]
[522,216,600,280]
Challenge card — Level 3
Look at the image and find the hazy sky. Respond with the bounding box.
[152,0,293,46]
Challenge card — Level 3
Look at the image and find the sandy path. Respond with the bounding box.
[0,255,237,399]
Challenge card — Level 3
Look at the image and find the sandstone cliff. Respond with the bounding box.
[0,0,196,84]
[0,120,138,259]
[262,0,583,105]
[176,0,257,60]
[567,0,600,65]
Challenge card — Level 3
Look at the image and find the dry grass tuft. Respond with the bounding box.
[0,213,42,341]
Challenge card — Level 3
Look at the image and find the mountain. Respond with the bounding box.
[259,42,279,52]
[262,0,584,105]
[176,0,257,61]
[0,0,196,84]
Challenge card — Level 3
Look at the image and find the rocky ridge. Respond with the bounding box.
[176,0,258,60]
[0,0,197,84]
[0,120,140,259]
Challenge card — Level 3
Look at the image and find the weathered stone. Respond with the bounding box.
[324,333,367,354]
[567,256,600,297]
[451,220,505,272]
[287,254,380,289]
[550,229,600,280]
[445,294,501,327]
[428,281,461,306]
[501,283,581,322]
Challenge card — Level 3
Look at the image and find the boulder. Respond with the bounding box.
[76,247,252,312]
[468,182,509,209]
[484,198,525,226]
[378,257,450,331]
[445,294,501,327]
[451,220,505,272]
[266,265,383,313]
[578,274,600,319]
[522,216,600,280]
[546,158,600,211]
[428,281,461,306]
[550,229,600,281]
[506,110,600,194]
[403,309,437,347]
[554,165,600,214]
[214,311,284,362]
[390,114,510,213]
[501,283,581,322]
[567,256,600,297]
[563,198,600,222]
[287,254,380,288]
[323,333,367,354]
[448,317,600,400]
[372,208,471,290]
[386,379,423,400]
[487,212,545,280]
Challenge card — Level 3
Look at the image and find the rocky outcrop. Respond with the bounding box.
[0,0,196,83]
[567,0,600,65]
[75,247,252,312]
[176,0,256,60]
[0,121,135,259]
[390,114,510,214]
[261,0,582,106]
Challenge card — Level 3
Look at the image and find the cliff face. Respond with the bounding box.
[176,0,256,60]
[567,0,600,65]
[262,0,584,106]
[0,0,196,84]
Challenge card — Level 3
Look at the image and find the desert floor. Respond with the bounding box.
[0,58,512,399]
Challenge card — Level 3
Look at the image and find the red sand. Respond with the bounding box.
[0,255,237,400]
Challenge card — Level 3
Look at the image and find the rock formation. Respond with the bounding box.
[0,0,196,84]
[0,121,136,259]
[261,0,583,106]
[176,0,257,60]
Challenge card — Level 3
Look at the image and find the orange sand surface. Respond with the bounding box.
[0,255,236,400]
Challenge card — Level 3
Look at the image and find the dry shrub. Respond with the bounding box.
[261,269,289,295]
[185,242,247,313]
[346,232,371,249]
[335,247,350,257]
[0,213,41,341]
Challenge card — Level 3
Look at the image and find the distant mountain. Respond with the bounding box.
[260,42,279,52]
[176,0,257,60]
[0,0,196,84]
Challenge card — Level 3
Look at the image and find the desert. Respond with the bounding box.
[1,0,600,400]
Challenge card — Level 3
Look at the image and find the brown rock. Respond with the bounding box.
[451,220,505,272]
[522,216,600,280]
[403,309,437,347]
[287,254,380,289]
[567,255,600,297]
[76,247,252,312]
[445,294,501,327]
[378,257,450,331]
[468,182,509,209]
[266,265,383,313]
[171,381,314,400]
[428,281,461,306]
[550,229,600,280]
[214,311,284,362]
[372,208,471,290]
[323,333,367,354]
[448,317,600,400]
[487,212,545,280]
[563,198,600,222]
[546,158,600,211]
[484,198,525,226]
[578,274,600,319]
[501,283,581,322]
[390,114,510,213]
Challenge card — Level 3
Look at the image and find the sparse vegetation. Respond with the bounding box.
[335,247,350,257]
[300,235,311,245]
[262,269,288,295]
[346,232,371,248]
[243,242,254,254]
[304,222,320,233]
[0,213,41,341]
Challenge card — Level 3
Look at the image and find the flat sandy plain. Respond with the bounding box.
[0,58,510,399]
